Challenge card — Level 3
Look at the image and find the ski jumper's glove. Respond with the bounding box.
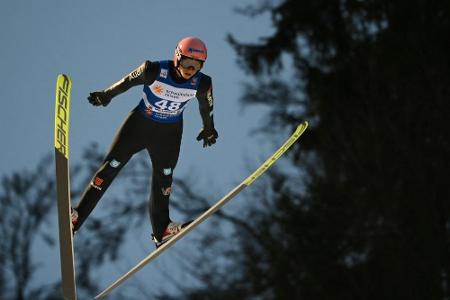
[196,127,218,148]
[87,91,112,106]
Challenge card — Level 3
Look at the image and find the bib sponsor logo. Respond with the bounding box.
[149,81,196,102]
[153,85,164,95]
[160,68,168,78]
[164,89,196,100]
[163,168,172,175]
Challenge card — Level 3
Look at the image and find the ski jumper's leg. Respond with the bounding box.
[74,110,147,231]
[147,121,183,240]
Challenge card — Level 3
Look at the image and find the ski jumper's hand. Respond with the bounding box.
[88,91,112,106]
[196,127,218,147]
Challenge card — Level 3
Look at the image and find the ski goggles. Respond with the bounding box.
[179,56,203,71]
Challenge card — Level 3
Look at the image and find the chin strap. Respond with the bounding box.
[174,65,182,77]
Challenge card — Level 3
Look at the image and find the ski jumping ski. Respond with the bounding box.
[95,121,308,299]
[54,74,77,300]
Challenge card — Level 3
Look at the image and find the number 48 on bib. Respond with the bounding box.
[154,99,183,111]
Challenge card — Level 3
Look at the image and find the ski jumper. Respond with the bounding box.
[73,60,215,240]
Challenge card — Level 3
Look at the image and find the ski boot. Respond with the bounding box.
[152,221,192,248]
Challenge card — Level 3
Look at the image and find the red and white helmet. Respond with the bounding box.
[174,36,207,67]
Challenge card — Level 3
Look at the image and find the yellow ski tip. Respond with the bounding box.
[54,74,72,159]
[243,121,308,186]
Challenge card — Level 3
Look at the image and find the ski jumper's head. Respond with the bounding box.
[173,36,207,80]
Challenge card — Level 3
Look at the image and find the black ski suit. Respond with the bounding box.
[73,60,215,241]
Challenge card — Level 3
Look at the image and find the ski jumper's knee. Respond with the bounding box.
[90,158,126,191]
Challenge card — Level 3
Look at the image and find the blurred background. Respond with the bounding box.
[1,0,449,299]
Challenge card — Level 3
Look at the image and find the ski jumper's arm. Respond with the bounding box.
[196,75,215,131]
[195,75,217,147]
[103,61,159,99]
